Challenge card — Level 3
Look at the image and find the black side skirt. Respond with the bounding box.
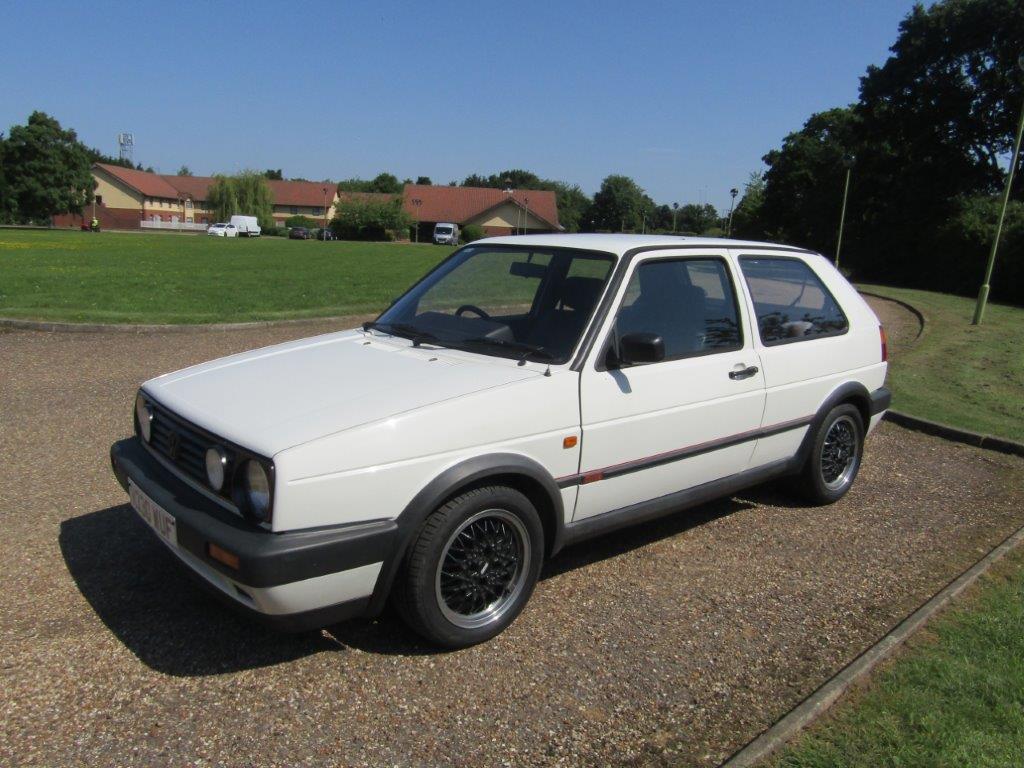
[560,457,798,549]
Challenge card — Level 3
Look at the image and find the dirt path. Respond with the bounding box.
[862,293,922,356]
[1,323,1021,767]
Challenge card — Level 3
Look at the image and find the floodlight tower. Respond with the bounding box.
[117,133,134,164]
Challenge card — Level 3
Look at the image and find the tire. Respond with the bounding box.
[394,486,544,648]
[793,404,864,505]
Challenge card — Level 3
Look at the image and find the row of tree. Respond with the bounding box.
[731,0,1024,302]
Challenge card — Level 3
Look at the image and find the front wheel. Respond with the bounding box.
[395,486,543,648]
[794,404,864,505]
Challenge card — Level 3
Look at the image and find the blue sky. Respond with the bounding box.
[2,0,918,213]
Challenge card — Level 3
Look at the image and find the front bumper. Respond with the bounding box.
[110,437,397,631]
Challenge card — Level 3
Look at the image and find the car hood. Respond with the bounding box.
[143,330,540,457]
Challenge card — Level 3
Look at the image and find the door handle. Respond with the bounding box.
[729,365,759,380]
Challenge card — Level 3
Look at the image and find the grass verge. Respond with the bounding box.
[859,283,1024,442]
[0,229,451,324]
[771,548,1024,768]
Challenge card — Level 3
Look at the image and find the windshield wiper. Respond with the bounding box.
[362,321,440,347]
[458,337,554,365]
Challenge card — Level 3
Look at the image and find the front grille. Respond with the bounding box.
[148,405,210,484]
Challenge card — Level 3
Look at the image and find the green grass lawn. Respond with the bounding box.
[772,550,1024,768]
[860,284,1024,442]
[0,229,451,323]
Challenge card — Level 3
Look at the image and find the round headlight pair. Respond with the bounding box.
[243,460,271,522]
[135,393,153,442]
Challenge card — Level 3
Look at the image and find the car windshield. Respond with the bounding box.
[374,245,616,364]
[436,226,453,234]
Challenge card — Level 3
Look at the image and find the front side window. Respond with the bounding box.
[614,258,743,361]
[740,257,848,344]
[377,246,615,363]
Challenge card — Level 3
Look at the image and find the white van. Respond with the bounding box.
[433,222,459,245]
[230,215,262,238]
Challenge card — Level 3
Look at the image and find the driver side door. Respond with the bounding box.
[573,252,766,520]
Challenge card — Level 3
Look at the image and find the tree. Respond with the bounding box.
[177,165,193,176]
[337,173,403,194]
[1,112,95,223]
[859,0,1024,196]
[415,176,432,186]
[590,174,654,231]
[84,146,134,169]
[548,181,591,233]
[752,0,1024,301]
[676,203,721,235]
[759,107,860,253]
[331,198,412,241]
[368,172,402,194]
[264,169,283,180]
[285,215,320,229]
[730,172,767,240]
[850,0,1024,290]
[207,171,274,229]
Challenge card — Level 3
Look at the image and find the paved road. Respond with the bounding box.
[1,313,1022,767]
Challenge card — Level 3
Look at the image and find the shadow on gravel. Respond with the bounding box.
[62,489,767,673]
[60,505,335,676]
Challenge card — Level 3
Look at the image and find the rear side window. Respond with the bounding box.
[740,257,848,345]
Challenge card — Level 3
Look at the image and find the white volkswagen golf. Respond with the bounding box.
[111,234,890,647]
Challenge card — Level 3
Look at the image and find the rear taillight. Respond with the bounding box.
[880,325,888,362]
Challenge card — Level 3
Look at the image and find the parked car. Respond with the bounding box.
[433,222,459,245]
[207,223,238,238]
[110,234,890,648]
[289,227,310,240]
[315,228,337,241]
[230,215,261,238]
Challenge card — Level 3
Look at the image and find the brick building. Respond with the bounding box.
[53,164,341,231]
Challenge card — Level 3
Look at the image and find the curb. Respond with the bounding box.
[721,521,1024,767]
[857,289,926,341]
[0,314,372,334]
[883,410,1024,458]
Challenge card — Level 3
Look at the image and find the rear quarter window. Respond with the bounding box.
[739,257,848,345]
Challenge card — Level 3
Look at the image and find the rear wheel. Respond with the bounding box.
[395,486,543,648]
[794,404,864,504]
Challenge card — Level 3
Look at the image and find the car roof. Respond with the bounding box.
[477,233,816,257]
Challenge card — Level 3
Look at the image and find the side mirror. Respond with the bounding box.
[616,332,665,366]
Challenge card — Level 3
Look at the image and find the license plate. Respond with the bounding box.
[129,481,178,546]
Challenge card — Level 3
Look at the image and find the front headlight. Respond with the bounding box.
[205,446,227,491]
[243,460,271,522]
[135,393,153,442]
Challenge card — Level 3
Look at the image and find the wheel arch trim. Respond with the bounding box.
[795,381,872,468]
[365,452,565,614]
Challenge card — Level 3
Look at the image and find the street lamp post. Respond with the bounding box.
[973,53,1024,325]
[726,188,739,237]
[835,155,854,269]
[412,198,422,243]
[672,202,679,233]
[322,187,328,240]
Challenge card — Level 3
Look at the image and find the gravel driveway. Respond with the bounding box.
[1,307,1022,767]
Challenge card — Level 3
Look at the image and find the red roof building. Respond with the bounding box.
[54,164,343,231]
[402,184,561,237]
